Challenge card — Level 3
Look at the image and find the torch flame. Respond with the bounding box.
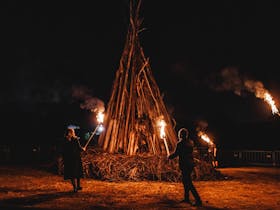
[157,118,170,156]
[158,119,166,139]
[264,92,279,116]
[96,111,105,124]
[83,109,105,151]
[244,80,280,116]
[198,131,214,145]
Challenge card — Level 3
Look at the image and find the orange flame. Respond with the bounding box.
[96,111,104,124]
[157,118,170,156]
[158,119,166,139]
[264,92,280,116]
[244,80,280,116]
[198,131,214,145]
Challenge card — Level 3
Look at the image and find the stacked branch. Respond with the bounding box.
[54,148,224,182]
[98,0,177,155]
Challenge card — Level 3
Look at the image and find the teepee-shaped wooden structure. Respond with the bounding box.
[98,0,177,155]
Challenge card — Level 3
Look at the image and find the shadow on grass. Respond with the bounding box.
[0,191,74,209]
[108,198,230,210]
[0,190,228,210]
[0,187,58,193]
[157,198,229,210]
[0,191,127,210]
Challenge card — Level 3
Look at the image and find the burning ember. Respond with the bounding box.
[198,131,214,145]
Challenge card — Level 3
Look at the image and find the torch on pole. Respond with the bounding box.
[83,124,103,151]
[83,110,105,151]
[163,136,170,157]
[158,118,170,157]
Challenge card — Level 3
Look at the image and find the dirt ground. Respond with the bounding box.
[0,165,279,210]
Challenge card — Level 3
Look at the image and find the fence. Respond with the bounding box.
[229,150,280,167]
[0,145,11,162]
[1,144,280,167]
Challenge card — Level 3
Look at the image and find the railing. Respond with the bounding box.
[220,150,280,166]
[1,144,280,167]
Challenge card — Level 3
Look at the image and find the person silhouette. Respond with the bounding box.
[168,128,202,206]
[62,127,85,192]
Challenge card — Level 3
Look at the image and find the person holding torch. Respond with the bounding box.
[62,127,85,193]
[168,128,202,207]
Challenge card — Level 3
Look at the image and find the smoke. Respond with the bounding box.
[71,85,93,101]
[72,85,105,113]
[80,98,105,113]
[211,67,244,96]
[195,119,208,133]
[244,80,267,100]
[211,67,269,99]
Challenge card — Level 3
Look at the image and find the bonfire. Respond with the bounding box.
[57,0,223,182]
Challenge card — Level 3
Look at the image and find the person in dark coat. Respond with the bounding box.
[168,128,202,206]
[62,128,85,192]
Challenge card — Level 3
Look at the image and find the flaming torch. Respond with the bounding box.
[78,97,105,150]
[157,118,170,156]
[198,131,214,145]
[83,109,105,150]
[263,92,280,116]
[198,131,218,167]
[244,80,280,117]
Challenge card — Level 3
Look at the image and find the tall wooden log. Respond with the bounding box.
[98,0,178,155]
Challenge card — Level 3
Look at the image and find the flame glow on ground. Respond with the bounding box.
[1,166,280,209]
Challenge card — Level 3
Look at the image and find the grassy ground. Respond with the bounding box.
[0,165,279,210]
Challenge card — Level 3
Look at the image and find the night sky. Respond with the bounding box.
[1,1,280,150]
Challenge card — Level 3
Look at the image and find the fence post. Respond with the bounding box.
[272,151,276,167]
[238,151,242,159]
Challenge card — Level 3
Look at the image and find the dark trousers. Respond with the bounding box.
[181,168,201,202]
